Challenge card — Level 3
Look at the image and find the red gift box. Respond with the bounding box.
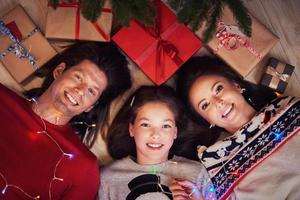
[112,0,202,85]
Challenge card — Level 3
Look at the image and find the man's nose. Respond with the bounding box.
[74,84,86,96]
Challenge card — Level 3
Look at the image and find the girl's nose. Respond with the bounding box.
[150,128,161,139]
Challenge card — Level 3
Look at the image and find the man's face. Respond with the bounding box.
[47,59,108,118]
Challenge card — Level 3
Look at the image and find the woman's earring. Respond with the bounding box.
[240,88,246,94]
[209,124,215,129]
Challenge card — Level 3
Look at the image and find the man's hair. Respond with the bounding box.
[26,42,132,147]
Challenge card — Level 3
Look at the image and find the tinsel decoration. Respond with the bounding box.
[168,0,252,42]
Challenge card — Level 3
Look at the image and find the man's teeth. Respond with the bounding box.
[147,143,163,148]
[222,104,233,118]
[65,92,78,105]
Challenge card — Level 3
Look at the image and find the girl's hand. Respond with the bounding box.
[169,178,204,200]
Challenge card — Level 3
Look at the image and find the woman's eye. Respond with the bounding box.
[201,102,209,110]
[216,85,224,94]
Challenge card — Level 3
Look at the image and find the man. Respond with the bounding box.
[0,42,131,199]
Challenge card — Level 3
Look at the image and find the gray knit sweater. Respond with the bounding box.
[99,156,216,200]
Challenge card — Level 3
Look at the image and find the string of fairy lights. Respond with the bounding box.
[207,112,288,198]
[0,97,75,200]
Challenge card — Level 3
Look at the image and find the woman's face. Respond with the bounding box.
[129,102,177,165]
[189,75,255,134]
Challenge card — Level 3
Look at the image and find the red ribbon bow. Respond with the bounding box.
[135,1,183,83]
[57,1,111,41]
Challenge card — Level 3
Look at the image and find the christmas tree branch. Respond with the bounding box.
[223,0,252,36]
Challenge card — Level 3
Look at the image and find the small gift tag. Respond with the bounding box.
[260,57,295,93]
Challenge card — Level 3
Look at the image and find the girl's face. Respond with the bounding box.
[129,102,177,165]
[189,75,255,134]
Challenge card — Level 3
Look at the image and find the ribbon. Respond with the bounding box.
[267,66,290,82]
[0,20,38,68]
[56,1,111,41]
[266,62,290,91]
[214,21,262,59]
[135,1,183,83]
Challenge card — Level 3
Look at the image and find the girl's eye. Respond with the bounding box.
[162,124,172,129]
[140,123,150,128]
[201,102,209,110]
[216,85,224,94]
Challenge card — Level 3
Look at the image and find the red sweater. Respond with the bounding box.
[0,84,100,200]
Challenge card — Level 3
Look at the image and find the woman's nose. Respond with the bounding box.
[212,96,225,109]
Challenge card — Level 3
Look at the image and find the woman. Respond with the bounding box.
[100,86,216,200]
[176,57,300,200]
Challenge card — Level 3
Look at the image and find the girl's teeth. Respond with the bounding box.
[147,143,163,148]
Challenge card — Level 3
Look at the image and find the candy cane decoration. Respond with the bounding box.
[214,21,261,59]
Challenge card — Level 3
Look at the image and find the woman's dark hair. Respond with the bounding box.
[107,85,184,160]
[25,42,132,147]
[174,56,277,160]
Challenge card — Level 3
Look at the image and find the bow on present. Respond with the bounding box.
[267,66,290,82]
[135,1,183,83]
[214,21,261,59]
[56,1,111,41]
[0,20,38,68]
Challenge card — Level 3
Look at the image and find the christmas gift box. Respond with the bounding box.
[112,0,202,85]
[260,57,295,94]
[0,5,57,83]
[196,7,278,77]
[46,0,112,42]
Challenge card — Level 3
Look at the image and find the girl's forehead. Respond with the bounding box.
[135,101,175,117]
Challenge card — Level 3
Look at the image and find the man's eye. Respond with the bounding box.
[75,74,82,81]
[201,102,209,110]
[216,85,224,94]
[88,88,95,95]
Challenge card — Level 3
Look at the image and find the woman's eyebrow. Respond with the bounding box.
[211,81,221,92]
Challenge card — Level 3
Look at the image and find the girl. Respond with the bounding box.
[176,57,300,200]
[99,86,216,200]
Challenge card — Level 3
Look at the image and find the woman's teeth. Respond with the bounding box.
[222,104,233,118]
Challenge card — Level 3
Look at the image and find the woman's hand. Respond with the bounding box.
[169,178,204,200]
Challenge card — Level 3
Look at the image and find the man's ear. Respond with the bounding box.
[129,123,134,137]
[53,62,66,79]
